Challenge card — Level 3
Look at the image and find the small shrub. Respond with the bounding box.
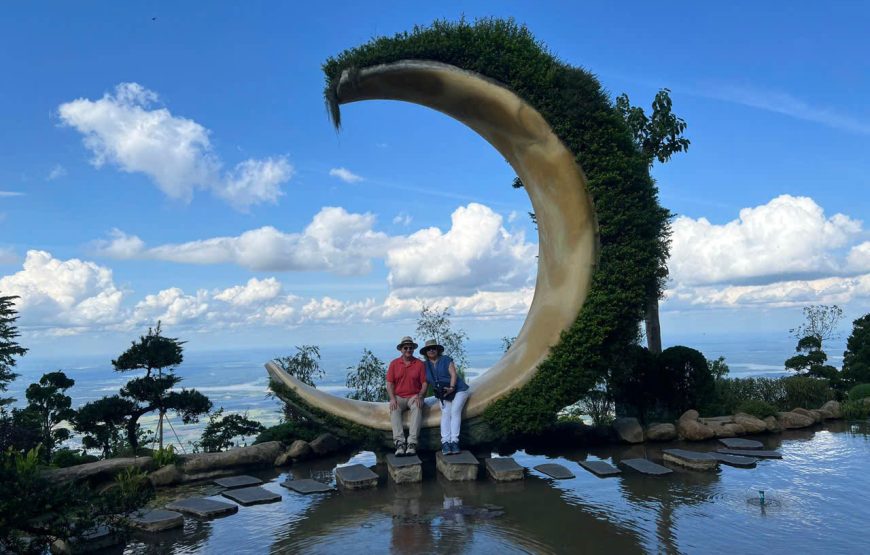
[736,400,778,419]
[152,445,178,466]
[51,448,99,468]
[657,346,715,417]
[847,383,870,401]
[781,376,834,410]
[200,409,266,453]
[254,421,319,445]
[841,400,870,420]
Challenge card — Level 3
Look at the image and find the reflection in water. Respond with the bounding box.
[124,422,870,554]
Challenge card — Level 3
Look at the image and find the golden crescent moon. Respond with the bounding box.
[266,60,598,434]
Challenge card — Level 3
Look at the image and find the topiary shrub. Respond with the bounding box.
[254,421,320,445]
[847,383,870,401]
[736,400,778,419]
[657,346,715,418]
[323,18,669,438]
[781,376,835,410]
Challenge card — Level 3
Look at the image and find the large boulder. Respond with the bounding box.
[734,413,768,434]
[645,423,677,442]
[764,416,782,433]
[181,441,283,474]
[45,456,155,485]
[274,440,313,466]
[677,410,715,441]
[699,416,745,438]
[776,411,814,429]
[820,400,842,419]
[792,407,822,423]
[612,417,644,444]
[309,433,341,455]
[148,464,182,487]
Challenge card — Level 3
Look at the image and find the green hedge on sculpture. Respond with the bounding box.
[323,18,669,437]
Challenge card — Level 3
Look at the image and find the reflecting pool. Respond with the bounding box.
[124,420,870,554]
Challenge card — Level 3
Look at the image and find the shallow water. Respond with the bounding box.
[122,420,870,554]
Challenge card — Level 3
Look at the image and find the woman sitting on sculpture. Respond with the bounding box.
[420,339,469,455]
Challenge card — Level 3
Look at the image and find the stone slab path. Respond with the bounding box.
[213,475,263,489]
[620,458,673,476]
[485,457,524,481]
[578,460,621,477]
[386,453,422,484]
[710,452,758,468]
[335,464,379,490]
[386,453,422,467]
[717,448,782,459]
[221,486,282,506]
[436,451,479,481]
[719,438,764,450]
[165,497,239,518]
[128,509,184,532]
[280,478,335,494]
[534,463,575,479]
[662,449,719,470]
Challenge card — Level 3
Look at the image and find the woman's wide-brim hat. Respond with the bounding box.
[396,336,419,351]
[419,339,445,356]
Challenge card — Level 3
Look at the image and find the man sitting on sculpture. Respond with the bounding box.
[387,336,427,456]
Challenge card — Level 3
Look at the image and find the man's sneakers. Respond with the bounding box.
[405,443,417,456]
[450,441,461,454]
[441,442,451,455]
[394,440,406,457]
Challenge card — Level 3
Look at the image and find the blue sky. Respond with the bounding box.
[1,1,868,357]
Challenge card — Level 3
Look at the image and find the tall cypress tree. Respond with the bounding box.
[0,295,28,406]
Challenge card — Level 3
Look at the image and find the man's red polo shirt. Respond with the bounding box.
[386,356,426,398]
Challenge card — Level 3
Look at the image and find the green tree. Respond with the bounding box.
[842,313,870,386]
[346,348,388,402]
[274,345,323,422]
[0,294,28,406]
[785,335,838,380]
[274,345,324,387]
[416,305,468,371]
[73,396,135,458]
[20,371,75,462]
[789,304,844,343]
[707,356,730,380]
[112,323,211,452]
[199,408,265,453]
[615,89,690,354]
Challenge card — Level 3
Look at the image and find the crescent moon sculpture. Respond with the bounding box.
[266,60,599,446]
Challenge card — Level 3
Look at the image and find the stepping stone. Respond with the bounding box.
[128,509,184,532]
[164,497,238,518]
[386,453,422,484]
[335,464,379,490]
[719,437,764,450]
[213,475,262,489]
[436,450,480,481]
[51,525,123,554]
[534,463,575,479]
[220,486,281,506]
[280,478,335,494]
[485,457,524,482]
[662,449,719,471]
[717,448,782,459]
[578,460,621,477]
[620,458,673,476]
[710,452,757,468]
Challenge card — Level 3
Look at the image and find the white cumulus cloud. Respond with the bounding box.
[58,82,293,210]
[670,194,861,286]
[94,207,394,274]
[386,203,536,296]
[214,277,283,306]
[329,167,363,183]
[0,250,124,329]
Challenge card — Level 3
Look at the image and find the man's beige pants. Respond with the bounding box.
[391,396,422,445]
